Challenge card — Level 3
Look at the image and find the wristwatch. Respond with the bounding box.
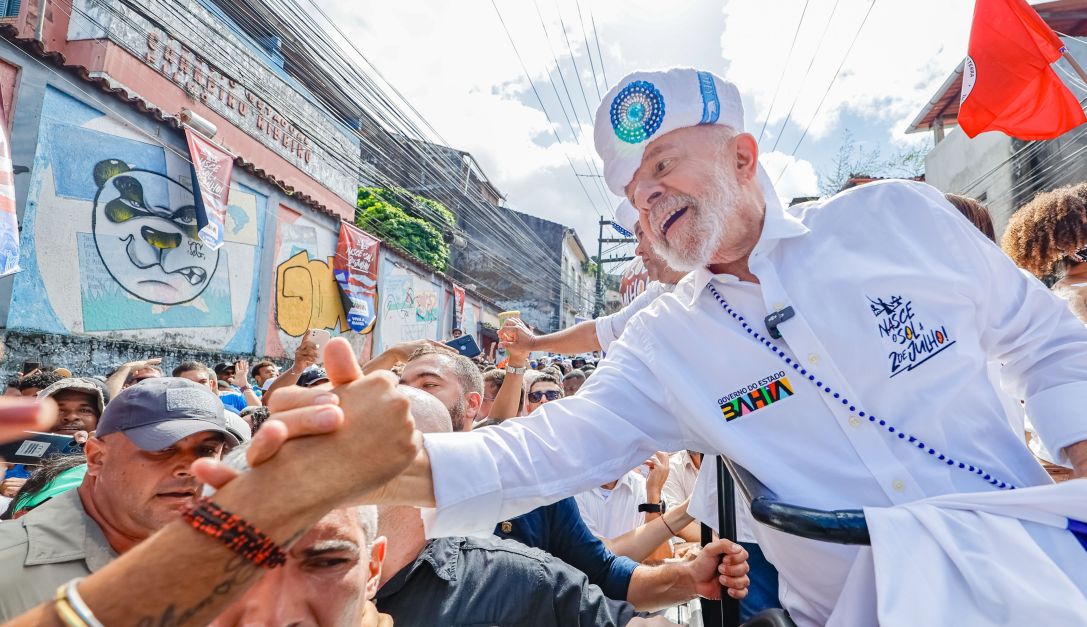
[638,501,666,514]
[505,365,527,375]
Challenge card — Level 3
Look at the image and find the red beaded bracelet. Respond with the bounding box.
[181,497,287,568]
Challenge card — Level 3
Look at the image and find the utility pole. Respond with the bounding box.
[594,218,636,318]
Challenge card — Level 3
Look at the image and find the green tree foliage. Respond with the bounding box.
[819,130,932,197]
[357,187,450,272]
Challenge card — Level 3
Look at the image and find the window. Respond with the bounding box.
[0,0,19,18]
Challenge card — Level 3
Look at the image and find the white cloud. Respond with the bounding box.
[721,0,973,146]
[316,0,981,243]
[760,151,820,204]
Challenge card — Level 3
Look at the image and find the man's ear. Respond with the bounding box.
[365,536,388,600]
[732,133,760,184]
[465,391,482,420]
[83,437,107,477]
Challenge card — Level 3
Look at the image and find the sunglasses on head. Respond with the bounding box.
[528,390,563,403]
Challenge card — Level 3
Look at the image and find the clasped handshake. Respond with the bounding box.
[192,337,424,512]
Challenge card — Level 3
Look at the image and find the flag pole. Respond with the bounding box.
[1063,50,1087,87]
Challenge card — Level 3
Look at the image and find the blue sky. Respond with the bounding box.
[320,0,985,264]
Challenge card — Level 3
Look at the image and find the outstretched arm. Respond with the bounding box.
[7,345,415,627]
[488,320,532,421]
[360,339,456,375]
[606,498,695,563]
[499,318,601,356]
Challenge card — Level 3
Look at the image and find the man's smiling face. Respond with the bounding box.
[625,126,741,272]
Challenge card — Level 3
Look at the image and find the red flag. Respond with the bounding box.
[958,0,1086,140]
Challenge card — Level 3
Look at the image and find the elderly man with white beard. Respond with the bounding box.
[240,68,1087,625]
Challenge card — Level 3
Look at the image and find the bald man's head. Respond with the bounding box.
[399,385,452,435]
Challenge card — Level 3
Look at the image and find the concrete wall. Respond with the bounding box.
[373,249,449,354]
[923,129,1015,232]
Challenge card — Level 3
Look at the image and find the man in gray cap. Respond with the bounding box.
[0,378,106,498]
[0,377,238,619]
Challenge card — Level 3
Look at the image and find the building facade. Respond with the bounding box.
[906,2,1087,234]
[559,229,593,330]
[0,0,500,375]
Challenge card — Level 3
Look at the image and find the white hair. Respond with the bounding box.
[355,505,379,550]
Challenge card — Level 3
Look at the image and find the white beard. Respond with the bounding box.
[651,170,739,272]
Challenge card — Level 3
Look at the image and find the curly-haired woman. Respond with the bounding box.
[1002,182,1087,324]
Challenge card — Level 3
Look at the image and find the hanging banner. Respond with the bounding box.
[185,128,234,250]
[611,221,633,238]
[0,97,19,277]
[334,222,380,333]
[619,257,649,307]
[452,284,466,331]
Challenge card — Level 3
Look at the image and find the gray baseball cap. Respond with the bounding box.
[96,377,239,451]
[37,377,106,416]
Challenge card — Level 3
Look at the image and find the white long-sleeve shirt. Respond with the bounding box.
[421,180,1087,626]
[595,280,672,351]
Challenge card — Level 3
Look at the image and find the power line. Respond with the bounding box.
[756,0,811,146]
[768,0,843,154]
[573,0,603,101]
[776,0,879,185]
[57,0,591,302]
[588,5,608,88]
[490,0,614,219]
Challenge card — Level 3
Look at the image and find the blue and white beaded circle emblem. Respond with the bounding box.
[610,80,665,144]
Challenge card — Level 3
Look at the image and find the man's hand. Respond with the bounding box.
[644,451,670,500]
[126,357,162,372]
[0,397,56,444]
[0,476,25,498]
[1065,440,1087,478]
[688,538,750,600]
[498,319,535,363]
[233,359,250,386]
[294,339,320,372]
[194,338,419,511]
[673,542,701,561]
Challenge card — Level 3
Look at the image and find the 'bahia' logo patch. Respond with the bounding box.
[868,295,956,378]
[717,371,795,422]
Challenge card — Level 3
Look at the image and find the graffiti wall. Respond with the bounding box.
[9,87,265,352]
[374,251,446,353]
[265,204,347,358]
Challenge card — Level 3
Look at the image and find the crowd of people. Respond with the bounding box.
[0,67,1084,626]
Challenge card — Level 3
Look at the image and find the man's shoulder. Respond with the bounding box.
[795,179,949,230]
[458,535,556,565]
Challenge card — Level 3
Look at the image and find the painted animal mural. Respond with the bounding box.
[90,159,219,305]
[10,87,264,353]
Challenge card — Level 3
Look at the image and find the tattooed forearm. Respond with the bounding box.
[133,529,306,627]
[134,554,255,627]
